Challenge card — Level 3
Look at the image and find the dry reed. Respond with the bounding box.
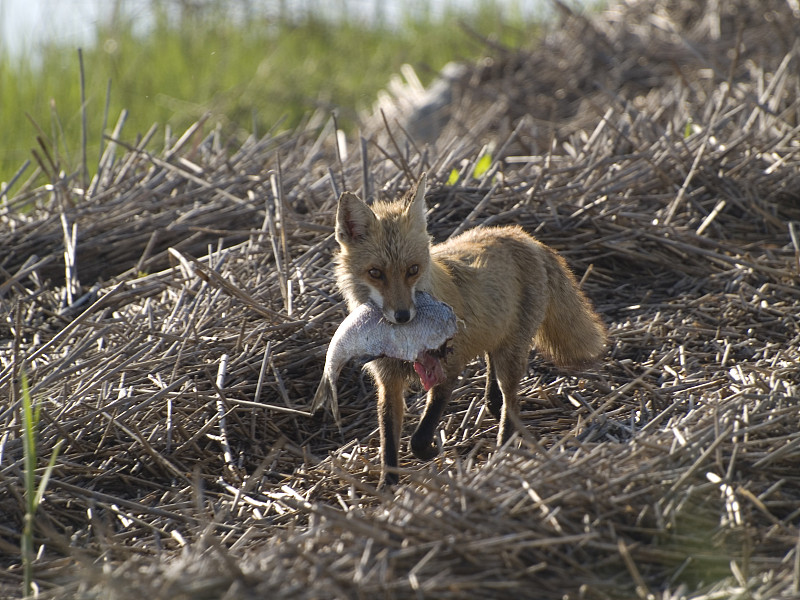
[1,0,799,598]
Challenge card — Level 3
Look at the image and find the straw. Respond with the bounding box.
[1,1,799,598]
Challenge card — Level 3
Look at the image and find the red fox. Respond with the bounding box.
[332,173,607,485]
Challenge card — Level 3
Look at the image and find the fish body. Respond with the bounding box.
[330,173,606,485]
[312,291,457,426]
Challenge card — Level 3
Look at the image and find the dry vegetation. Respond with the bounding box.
[1,0,800,598]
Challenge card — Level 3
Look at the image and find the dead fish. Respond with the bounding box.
[311,291,458,428]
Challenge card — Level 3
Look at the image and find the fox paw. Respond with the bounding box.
[410,435,440,461]
[379,470,400,489]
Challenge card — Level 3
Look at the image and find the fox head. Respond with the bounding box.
[334,173,432,324]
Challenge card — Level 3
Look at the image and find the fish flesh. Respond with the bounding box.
[312,292,458,427]
[312,291,458,428]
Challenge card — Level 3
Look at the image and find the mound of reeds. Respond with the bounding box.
[1,0,799,598]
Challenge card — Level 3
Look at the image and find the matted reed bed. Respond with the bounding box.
[1,0,799,597]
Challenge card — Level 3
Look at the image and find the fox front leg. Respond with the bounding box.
[410,380,455,460]
[377,377,405,486]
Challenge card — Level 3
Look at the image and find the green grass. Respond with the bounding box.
[20,369,63,597]
[0,0,542,191]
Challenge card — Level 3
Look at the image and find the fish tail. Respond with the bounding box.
[312,375,342,432]
[311,376,334,413]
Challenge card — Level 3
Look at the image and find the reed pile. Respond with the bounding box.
[1,0,799,598]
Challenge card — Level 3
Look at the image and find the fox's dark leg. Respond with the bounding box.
[492,346,529,446]
[410,379,455,460]
[376,374,406,486]
[484,354,503,420]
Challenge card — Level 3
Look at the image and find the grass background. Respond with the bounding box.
[0,0,544,190]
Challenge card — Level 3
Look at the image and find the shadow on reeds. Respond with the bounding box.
[1,0,800,598]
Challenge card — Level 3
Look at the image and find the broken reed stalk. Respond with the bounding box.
[215,354,234,467]
[78,48,88,194]
[0,1,799,598]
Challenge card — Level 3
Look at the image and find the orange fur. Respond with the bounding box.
[332,173,607,485]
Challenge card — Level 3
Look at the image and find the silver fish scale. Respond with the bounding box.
[312,292,458,426]
[330,291,457,363]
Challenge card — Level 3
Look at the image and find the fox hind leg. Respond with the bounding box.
[484,354,503,420]
[492,281,548,446]
[490,346,529,446]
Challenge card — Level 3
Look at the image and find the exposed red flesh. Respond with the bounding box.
[413,351,445,391]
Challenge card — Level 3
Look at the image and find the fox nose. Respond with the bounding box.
[394,309,412,324]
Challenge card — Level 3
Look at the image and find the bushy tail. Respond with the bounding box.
[534,248,607,367]
[312,375,342,430]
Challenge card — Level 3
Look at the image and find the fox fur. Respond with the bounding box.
[331,173,607,485]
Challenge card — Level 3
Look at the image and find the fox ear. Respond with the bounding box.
[405,172,428,223]
[336,191,376,245]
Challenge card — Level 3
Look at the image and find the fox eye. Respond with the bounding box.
[407,264,419,277]
[368,268,383,280]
